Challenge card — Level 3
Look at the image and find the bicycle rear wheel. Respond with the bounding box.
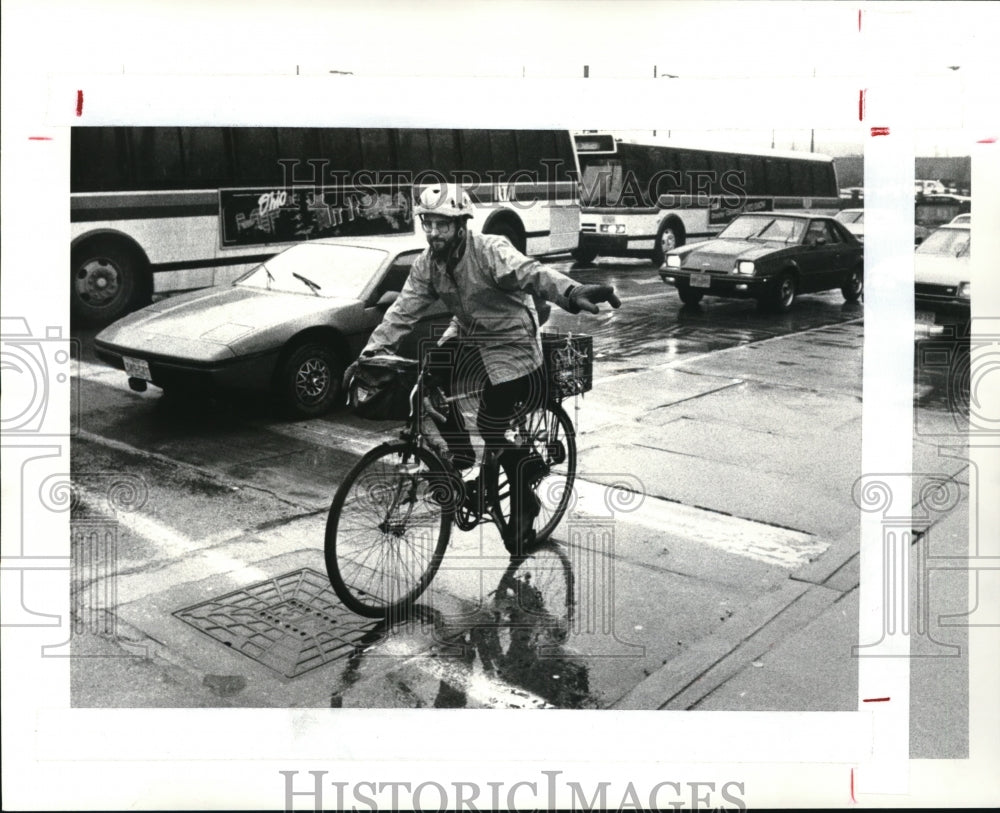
[325,443,456,618]
[494,401,577,545]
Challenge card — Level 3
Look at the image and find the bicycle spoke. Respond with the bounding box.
[326,444,451,617]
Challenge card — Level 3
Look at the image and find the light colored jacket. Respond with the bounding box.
[362,232,577,384]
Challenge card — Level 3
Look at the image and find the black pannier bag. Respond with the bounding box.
[349,355,419,421]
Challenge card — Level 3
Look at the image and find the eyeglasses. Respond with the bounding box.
[420,218,455,233]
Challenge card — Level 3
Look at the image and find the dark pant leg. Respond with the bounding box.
[423,339,485,468]
[479,366,547,545]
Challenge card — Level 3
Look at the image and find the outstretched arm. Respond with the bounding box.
[484,236,620,315]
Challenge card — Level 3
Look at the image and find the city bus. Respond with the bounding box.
[572,132,840,265]
[70,127,581,326]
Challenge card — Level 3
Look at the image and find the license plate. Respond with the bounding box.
[915,310,936,325]
[689,272,711,288]
[123,356,151,380]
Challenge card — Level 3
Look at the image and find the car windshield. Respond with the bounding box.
[835,210,863,224]
[235,243,390,298]
[916,228,970,258]
[718,215,806,243]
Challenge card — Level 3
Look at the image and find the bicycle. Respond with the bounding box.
[325,334,588,618]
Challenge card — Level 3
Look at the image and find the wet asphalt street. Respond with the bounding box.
[66,255,969,717]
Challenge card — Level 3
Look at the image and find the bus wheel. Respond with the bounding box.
[486,223,526,254]
[651,221,684,266]
[571,246,598,265]
[71,240,146,327]
[275,342,342,418]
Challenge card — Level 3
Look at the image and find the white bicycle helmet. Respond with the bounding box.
[414,184,474,219]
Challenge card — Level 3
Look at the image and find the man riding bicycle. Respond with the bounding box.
[345,184,620,555]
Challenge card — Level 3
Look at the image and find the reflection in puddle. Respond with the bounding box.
[330,544,598,709]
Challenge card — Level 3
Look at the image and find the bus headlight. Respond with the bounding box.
[958,281,971,299]
[666,255,682,269]
[736,261,755,275]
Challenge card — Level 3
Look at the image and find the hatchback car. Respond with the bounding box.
[914,223,970,337]
[660,212,864,311]
[94,234,444,417]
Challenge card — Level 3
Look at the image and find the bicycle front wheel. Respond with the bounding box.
[325,443,455,618]
[494,401,578,545]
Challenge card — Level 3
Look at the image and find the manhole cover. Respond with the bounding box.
[174,568,376,678]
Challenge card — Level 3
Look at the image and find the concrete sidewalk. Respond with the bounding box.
[70,317,972,726]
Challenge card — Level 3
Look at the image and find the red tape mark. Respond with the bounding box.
[871,126,890,137]
[858,9,862,32]
[858,89,866,121]
[977,136,997,143]
[850,768,857,804]
[29,136,53,141]
[863,696,891,702]
[76,89,84,117]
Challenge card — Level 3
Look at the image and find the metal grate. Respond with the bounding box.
[174,568,375,678]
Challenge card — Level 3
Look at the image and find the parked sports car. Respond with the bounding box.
[660,212,864,311]
[94,234,443,417]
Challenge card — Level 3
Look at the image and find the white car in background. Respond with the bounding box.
[913,223,970,339]
[834,208,864,240]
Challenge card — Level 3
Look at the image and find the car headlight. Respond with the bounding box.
[736,261,755,275]
[957,281,971,299]
[666,255,682,269]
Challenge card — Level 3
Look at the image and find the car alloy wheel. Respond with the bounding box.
[278,342,342,418]
[772,274,797,312]
[295,356,331,405]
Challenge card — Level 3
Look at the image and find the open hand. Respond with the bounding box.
[568,284,622,314]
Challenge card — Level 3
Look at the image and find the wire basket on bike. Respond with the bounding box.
[348,355,419,421]
[541,332,593,399]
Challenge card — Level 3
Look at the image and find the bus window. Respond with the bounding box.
[516,130,556,176]
[182,128,232,187]
[580,159,623,206]
[359,129,393,171]
[428,129,460,178]
[489,130,519,178]
[133,127,185,189]
[71,127,127,192]
[680,150,709,193]
[764,158,791,196]
[396,129,433,176]
[320,129,365,175]
[789,160,811,195]
[812,162,836,196]
[232,128,279,186]
[554,131,576,181]
[708,153,737,193]
[276,128,324,183]
[459,130,493,177]
[737,155,767,196]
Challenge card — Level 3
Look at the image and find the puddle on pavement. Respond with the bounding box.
[329,544,599,709]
